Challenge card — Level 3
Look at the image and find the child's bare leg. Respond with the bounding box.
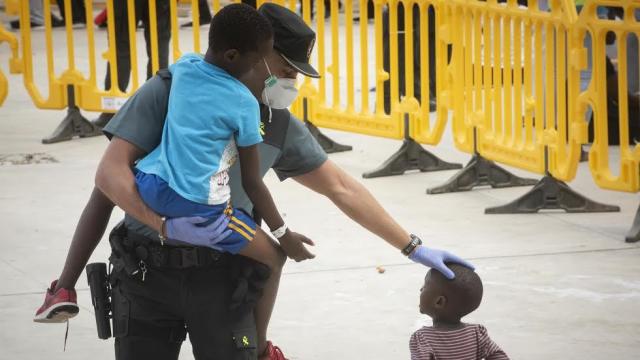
[238,228,286,355]
[55,187,115,290]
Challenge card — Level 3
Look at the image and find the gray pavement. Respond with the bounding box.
[2,16,640,360]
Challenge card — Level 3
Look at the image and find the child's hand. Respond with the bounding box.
[408,245,475,279]
[165,215,232,249]
[278,230,316,262]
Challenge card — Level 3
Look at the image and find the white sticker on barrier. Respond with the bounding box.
[101,97,128,111]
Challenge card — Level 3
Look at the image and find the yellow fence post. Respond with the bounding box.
[0,22,21,106]
[427,0,538,194]
[575,0,640,240]
[429,0,618,214]
[0,53,7,107]
[362,0,462,178]
[289,0,355,154]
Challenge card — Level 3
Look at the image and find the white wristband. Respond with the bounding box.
[271,224,288,239]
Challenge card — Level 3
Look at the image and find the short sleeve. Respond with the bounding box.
[273,114,328,181]
[103,74,170,154]
[409,330,433,360]
[477,325,510,360]
[234,94,263,147]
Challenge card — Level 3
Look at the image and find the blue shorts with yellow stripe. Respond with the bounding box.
[135,171,256,254]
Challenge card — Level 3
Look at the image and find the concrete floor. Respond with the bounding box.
[2,13,640,360]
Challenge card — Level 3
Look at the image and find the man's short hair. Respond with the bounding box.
[208,3,273,54]
[431,263,483,319]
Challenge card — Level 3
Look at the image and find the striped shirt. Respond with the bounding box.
[409,324,509,360]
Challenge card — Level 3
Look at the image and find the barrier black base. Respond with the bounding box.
[427,154,537,194]
[362,138,461,179]
[42,85,102,144]
[485,175,620,214]
[305,121,353,154]
[625,202,640,243]
[42,105,102,144]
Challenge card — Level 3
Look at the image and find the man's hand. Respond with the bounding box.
[165,215,231,249]
[408,245,475,279]
[278,230,315,262]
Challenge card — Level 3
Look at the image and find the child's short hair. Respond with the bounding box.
[430,263,483,319]
[208,3,273,54]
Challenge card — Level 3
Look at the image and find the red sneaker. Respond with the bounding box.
[33,280,79,323]
[259,341,289,360]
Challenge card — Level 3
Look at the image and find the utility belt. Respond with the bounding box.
[87,221,269,340]
[109,221,229,278]
[86,221,230,340]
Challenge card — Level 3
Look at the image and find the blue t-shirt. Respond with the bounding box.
[135,53,262,205]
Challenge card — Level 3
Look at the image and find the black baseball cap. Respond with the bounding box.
[258,3,320,78]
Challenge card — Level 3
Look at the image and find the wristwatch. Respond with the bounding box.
[401,234,422,256]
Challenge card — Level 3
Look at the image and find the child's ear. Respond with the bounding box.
[223,49,240,63]
[434,295,447,309]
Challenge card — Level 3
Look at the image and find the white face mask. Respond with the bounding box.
[261,59,299,110]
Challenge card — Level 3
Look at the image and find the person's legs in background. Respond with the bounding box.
[10,0,64,30]
[426,5,437,111]
[383,4,432,114]
[94,0,134,127]
[180,0,212,28]
[56,0,86,26]
[382,4,408,114]
[30,0,45,26]
[95,0,171,127]
[140,0,171,80]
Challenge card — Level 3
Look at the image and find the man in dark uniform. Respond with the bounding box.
[41,4,472,360]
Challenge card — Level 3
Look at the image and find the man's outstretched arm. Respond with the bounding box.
[293,160,474,278]
[293,160,410,250]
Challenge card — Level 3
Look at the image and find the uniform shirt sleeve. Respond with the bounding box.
[234,94,263,147]
[477,325,510,360]
[409,330,434,360]
[272,114,328,181]
[103,74,170,153]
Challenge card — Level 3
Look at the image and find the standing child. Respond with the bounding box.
[410,264,509,360]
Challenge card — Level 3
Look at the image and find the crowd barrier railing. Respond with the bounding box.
[576,0,640,241]
[428,0,619,215]
[12,0,250,143]
[4,0,639,241]
[290,0,462,176]
[0,22,21,106]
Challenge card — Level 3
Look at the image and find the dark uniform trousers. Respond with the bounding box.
[110,227,266,360]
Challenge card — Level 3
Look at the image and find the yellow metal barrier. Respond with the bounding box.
[578,0,640,193]
[447,0,580,179]
[289,0,462,176]
[409,0,450,145]
[294,0,405,140]
[0,21,21,106]
[5,0,19,15]
[430,0,619,212]
[12,0,241,142]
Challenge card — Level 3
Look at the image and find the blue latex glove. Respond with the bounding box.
[408,245,475,279]
[165,215,231,250]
